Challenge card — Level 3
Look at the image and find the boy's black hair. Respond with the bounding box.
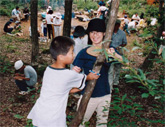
[48,10,53,14]
[50,36,75,61]
[16,6,19,10]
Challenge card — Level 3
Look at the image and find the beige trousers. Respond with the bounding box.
[77,94,111,127]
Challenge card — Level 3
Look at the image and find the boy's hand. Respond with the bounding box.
[87,71,100,80]
[69,88,81,94]
[72,66,81,73]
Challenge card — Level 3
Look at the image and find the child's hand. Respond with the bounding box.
[72,66,81,73]
[87,71,100,80]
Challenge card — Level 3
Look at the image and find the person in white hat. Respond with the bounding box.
[14,60,37,95]
[46,6,52,14]
[53,12,62,37]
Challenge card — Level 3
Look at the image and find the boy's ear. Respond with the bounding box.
[58,54,64,61]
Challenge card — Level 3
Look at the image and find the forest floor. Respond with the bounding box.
[0,11,164,127]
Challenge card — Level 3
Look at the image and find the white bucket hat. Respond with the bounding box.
[55,12,62,19]
[14,60,23,70]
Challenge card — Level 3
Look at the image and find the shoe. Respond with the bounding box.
[48,39,51,42]
[18,91,29,95]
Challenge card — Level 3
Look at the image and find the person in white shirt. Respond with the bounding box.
[97,3,108,20]
[131,13,140,22]
[73,25,88,56]
[27,36,86,127]
[46,10,54,41]
[123,15,130,35]
[11,6,22,21]
[106,0,112,7]
[128,21,138,30]
[41,19,47,36]
[53,12,62,37]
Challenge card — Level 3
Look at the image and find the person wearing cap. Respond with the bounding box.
[14,21,21,30]
[108,19,127,88]
[14,60,37,95]
[73,18,123,126]
[53,12,62,37]
[111,19,127,48]
[123,15,130,36]
[46,6,52,14]
[3,19,14,33]
[73,25,88,56]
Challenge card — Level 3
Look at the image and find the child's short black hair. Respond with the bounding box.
[16,6,19,10]
[50,36,75,61]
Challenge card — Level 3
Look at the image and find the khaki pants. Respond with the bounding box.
[12,14,21,21]
[77,94,111,127]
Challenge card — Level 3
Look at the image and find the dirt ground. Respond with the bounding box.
[0,11,163,127]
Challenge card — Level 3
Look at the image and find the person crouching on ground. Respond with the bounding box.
[3,19,14,34]
[27,36,87,127]
[14,60,37,95]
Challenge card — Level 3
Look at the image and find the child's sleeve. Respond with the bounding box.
[69,71,86,90]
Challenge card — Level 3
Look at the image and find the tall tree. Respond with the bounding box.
[140,0,165,71]
[69,0,120,126]
[63,0,73,37]
[30,0,39,65]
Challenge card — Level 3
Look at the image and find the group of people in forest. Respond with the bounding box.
[24,18,125,127]
[13,17,127,126]
[11,1,159,126]
[3,6,30,35]
[10,1,129,126]
[44,6,62,42]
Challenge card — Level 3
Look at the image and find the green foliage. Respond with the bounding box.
[0,8,11,16]
[0,0,30,16]
[25,119,33,127]
[109,89,144,126]
[0,56,14,74]
[14,114,24,119]
[74,0,98,10]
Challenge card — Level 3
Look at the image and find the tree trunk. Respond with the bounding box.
[69,0,120,126]
[140,0,164,72]
[30,0,39,65]
[63,0,73,37]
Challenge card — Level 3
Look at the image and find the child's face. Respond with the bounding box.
[89,31,105,46]
[63,46,75,64]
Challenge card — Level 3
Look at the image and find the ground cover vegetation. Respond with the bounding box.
[0,0,164,126]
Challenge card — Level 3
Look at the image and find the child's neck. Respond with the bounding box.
[51,62,66,69]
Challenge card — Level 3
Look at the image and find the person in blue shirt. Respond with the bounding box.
[73,18,123,127]
[98,0,105,7]
[109,19,127,87]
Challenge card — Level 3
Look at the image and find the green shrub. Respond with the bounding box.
[0,8,10,16]
[75,0,98,10]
